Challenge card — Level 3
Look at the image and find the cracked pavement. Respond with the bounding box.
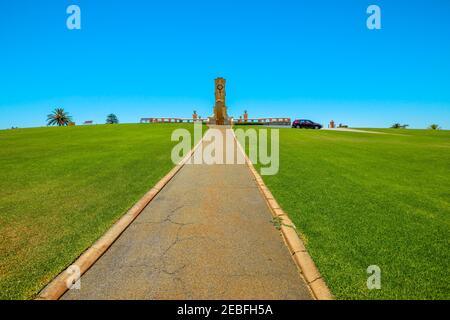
[62,128,313,300]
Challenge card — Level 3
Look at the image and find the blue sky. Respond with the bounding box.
[1,0,449,129]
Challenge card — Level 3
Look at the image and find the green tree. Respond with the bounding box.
[106,114,119,124]
[391,123,409,129]
[428,124,441,130]
[47,108,72,126]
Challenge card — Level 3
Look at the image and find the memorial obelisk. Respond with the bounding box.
[209,78,231,125]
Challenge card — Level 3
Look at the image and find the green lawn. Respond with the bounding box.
[239,127,450,299]
[0,124,195,299]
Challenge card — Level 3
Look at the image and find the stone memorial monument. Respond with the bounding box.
[209,77,231,125]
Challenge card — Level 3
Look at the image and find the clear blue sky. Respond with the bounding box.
[1,0,449,129]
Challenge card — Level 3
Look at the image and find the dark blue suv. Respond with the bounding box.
[292,119,323,129]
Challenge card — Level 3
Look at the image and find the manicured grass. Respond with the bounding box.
[238,127,450,299]
[0,124,195,299]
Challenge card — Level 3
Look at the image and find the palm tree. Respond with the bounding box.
[428,124,441,130]
[47,108,72,126]
[106,114,119,124]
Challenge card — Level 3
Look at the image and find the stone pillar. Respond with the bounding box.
[209,77,231,125]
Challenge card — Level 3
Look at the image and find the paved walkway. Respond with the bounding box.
[62,128,312,300]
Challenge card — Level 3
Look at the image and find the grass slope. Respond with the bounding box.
[0,124,194,299]
[241,127,450,299]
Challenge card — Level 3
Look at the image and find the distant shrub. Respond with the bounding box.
[391,123,409,129]
[106,114,119,124]
[428,124,441,130]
